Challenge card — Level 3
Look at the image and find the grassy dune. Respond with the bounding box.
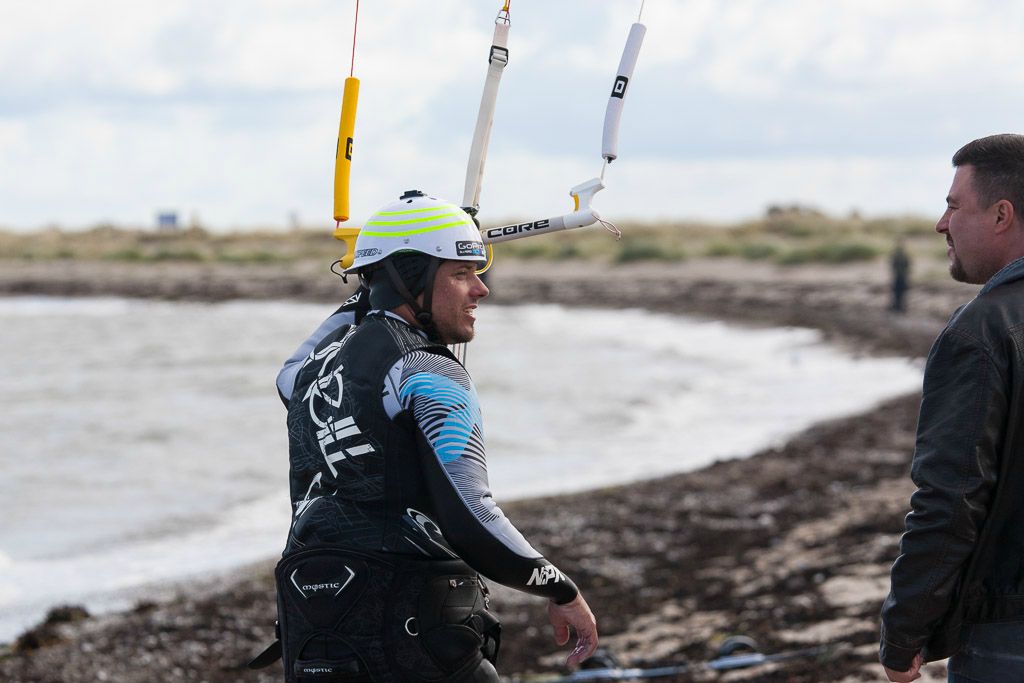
[498,210,940,267]
[0,209,944,272]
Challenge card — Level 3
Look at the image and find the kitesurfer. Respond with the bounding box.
[270,190,598,682]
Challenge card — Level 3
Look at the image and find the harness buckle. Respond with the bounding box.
[489,45,509,66]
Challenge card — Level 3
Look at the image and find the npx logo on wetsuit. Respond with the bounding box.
[527,564,565,587]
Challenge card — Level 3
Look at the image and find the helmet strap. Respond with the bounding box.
[382,257,441,340]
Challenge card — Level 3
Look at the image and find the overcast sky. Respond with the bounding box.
[2,0,1023,230]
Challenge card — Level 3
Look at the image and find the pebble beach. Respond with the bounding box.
[0,255,975,682]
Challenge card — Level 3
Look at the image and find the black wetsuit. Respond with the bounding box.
[274,302,577,681]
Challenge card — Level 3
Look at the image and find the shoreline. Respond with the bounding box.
[0,256,967,353]
[0,258,969,681]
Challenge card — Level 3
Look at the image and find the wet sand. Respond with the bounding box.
[0,257,974,682]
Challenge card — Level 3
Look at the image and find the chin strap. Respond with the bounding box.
[382,258,441,341]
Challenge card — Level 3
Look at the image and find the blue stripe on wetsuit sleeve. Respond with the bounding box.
[399,372,483,464]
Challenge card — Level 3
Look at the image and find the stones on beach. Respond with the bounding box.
[13,604,91,653]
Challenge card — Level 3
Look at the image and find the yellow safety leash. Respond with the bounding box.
[333,0,361,268]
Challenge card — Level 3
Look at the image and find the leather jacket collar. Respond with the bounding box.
[981,255,1024,295]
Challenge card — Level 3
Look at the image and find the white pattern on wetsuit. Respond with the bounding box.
[385,350,542,560]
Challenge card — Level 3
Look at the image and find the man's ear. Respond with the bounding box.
[993,199,1016,234]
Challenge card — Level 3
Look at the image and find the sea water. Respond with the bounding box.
[0,297,922,642]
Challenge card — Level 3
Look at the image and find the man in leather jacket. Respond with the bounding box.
[880,134,1024,682]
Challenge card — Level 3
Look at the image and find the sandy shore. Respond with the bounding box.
[0,257,975,681]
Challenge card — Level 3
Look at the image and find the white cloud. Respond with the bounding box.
[475,150,954,224]
[1,1,184,95]
[1,0,1022,229]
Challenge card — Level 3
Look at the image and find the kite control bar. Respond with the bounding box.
[481,177,605,244]
[329,2,645,270]
[332,147,598,266]
[477,8,645,247]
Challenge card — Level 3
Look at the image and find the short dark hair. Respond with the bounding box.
[363,251,435,310]
[952,134,1024,217]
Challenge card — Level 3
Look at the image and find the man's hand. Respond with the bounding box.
[883,653,924,682]
[547,594,598,666]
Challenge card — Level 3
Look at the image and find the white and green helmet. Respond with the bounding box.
[346,191,486,273]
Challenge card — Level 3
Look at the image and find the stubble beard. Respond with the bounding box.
[949,256,992,285]
[947,237,973,283]
[453,325,475,345]
[949,256,969,283]
[438,320,474,346]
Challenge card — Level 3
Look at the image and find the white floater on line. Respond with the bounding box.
[602,22,647,164]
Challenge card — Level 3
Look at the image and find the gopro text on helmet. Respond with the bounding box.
[456,240,485,257]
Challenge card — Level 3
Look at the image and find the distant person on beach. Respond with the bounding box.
[260,191,597,682]
[890,238,911,313]
[880,134,1024,682]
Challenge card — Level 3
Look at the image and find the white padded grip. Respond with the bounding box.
[601,22,646,162]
